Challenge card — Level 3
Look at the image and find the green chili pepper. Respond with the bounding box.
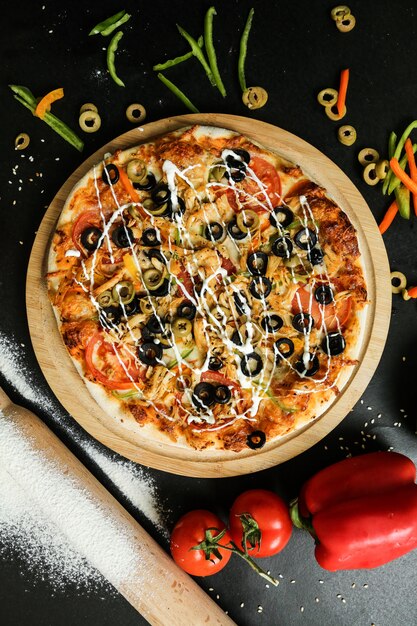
[153,36,203,71]
[384,121,417,194]
[9,84,84,152]
[238,8,255,93]
[395,185,410,219]
[106,31,125,87]
[167,348,194,370]
[89,10,130,36]
[157,73,199,113]
[176,24,216,87]
[204,7,226,97]
[388,131,397,159]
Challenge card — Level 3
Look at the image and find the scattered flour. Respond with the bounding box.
[0,414,154,592]
[0,331,168,590]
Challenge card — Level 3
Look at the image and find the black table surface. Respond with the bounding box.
[1,1,417,625]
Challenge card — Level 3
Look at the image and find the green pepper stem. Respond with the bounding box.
[289,498,318,541]
[219,542,279,586]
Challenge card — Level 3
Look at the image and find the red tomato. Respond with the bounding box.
[292,287,352,332]
[241,157,282,211]
[229,490,292,558]
[170,510,232,576]
[220,255,237,276]
[85,332,143,389]
[200,370,239,389]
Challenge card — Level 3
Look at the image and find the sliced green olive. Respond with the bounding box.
[210,305,230,322]
[325,104,347,121]
[358,148,379,166]
[338,125,357,146]
[172,317,193,337]
[242,86,269,110]
[209,164,229,182]
[97,290,114,308]
[375,159,389,180]
[112,280,135,305]
[336,13,356,32]
[126,103,146,124]
[363,162,379,186]
[236,210,260,233]
[79,110,101,133]
[15,132,30,150]
[317,88,338,107]
[127,159,147,184]
[330,5,351,20]
[80,103,98,114]
[143,268,165,290]
[139,298,155,314]
[142,198,170,216]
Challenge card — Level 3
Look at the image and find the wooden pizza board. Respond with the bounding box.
[26,114,391,477]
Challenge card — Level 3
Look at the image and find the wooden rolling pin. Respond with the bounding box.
[0,388,235,626]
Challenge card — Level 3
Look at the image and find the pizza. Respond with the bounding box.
[46,124,368,452]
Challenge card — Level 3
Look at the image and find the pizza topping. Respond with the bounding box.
[236,209,259,233]
[227,217,247,240]
[172,318,193,338]
[99,305,121,327]
[134,172,157,191]
[246,430,266,450]
[208,356,223,371]
[241,352,263,378]
[314,284,334,305]
[274,338,294,361]
[295,353,320,377]
[102,163,119,185]
[192,382,216,410]
[322,332,346,356]
[260,314,283,334]
[249,276,272,299]
[307,247,324,265]
[137,342,163,366]
[294,227,317,250]
[269,206,294,228]
[80,226,102,251]
[112,281,135,305]
[141,228,160,247]
[292,312,314,334]
[204,222,225,242]
[97,290,114,308]
[214,385,232,405]
[247,251,268,276]
[271,236,293,258]
[111,225,134,248]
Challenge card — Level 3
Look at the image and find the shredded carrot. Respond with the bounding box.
[336,69,349,117]
[378,200,398,235]
[117,166,140,202]
[404,138,417,216]
[407,286,417,298]
[35,87,64,119]
[389,157,417,195]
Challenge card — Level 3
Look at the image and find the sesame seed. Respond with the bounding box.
[290,579,296,584]
[49,29,53,33]
[55,157,60,161]
[324,445,328,450]
[351,583,356,588]
[240,602,244,608]
[360,399,364,404]
[363,584,369,588]
[400,408,405,413]
[208,587,214,592]
[372,435,377,440]
[216,594,220,600]
[339,436,344,440]
[337,594,342,598]
[279,574,283,579]
[319,580,324,584]
[364,422,368,427]
[265,584,270,589]
[402,356,406,361]
[377,413,382,418]
[342,598,346,604]
[370,419,375,424]
[300,606,304,613]
[361,445,366,449]
[367,407,372,411]
[257,606,263,613]
[19,241,23,245]
[315,597,319,603]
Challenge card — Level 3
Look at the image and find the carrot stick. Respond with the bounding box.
[378,200,398,234]
[118,166,139,203]
[336,69,349,117]
[404,138,417,216]
[389,158,417,195]
[35,87,64,118]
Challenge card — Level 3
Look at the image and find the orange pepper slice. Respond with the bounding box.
[35,87,64,119]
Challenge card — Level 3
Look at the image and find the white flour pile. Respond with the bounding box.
[0,331,168,590]
[0,413,156,594]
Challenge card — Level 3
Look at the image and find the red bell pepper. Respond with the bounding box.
[291,451,417,571]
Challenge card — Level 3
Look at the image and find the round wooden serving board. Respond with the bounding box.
[26,114,391,477]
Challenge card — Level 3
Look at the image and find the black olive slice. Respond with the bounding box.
[314,284,334,305]
[271,237,293,258]
[192,382,216,410]
[177,300,197,320]
[102,163,119,185]
[112,226,134,248]
[215,385,232,405]
[99,305,121,327]
[246,430,266,450]
[227,148,251,164]
[241,352,263,377]
[141,228,160,247]
[133,172,156,191]
[295,353,320,377]
[227,218,247,240]
[274,338,294,360]
[208,356,223,371]
[321,332,346,356]
[294,228,317,250]
[292,312,314,333]
[151,183,170,206]
[204,222,225,242]
[123,296,139,317]
[307,247,324,265]
[250,277,272,300]
[141,325,154,342]
[138,341,163,366]
[231,329,243,346]
[146,314,165,335]
[230,167,246,182]
[147,249,166,265]
[247,252,268,276]
[233,291,248,315]
[269,206,294,229]
[81,226,102,251]
[149,278,170,297]
[261,314,283,333]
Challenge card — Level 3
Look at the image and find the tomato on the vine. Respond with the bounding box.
[229,489,292,558]
[170,510,232,576]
